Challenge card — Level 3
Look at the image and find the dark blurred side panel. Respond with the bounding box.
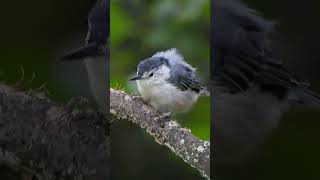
[0,0,110,179]
[212,0,320,179]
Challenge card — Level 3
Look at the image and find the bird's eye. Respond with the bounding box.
[149,73,154,77]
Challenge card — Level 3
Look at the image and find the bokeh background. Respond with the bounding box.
[110,0,210,179]
[215,0,320,180]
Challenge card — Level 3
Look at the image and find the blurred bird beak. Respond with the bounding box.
[61,42,98,61]
[129,75,142,81]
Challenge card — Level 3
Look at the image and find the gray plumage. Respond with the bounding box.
[137,57,169,76]
[167,59,204,94]
[137,56,204,93]
[130,48,208,113]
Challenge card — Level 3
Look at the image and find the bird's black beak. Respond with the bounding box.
[129,75,142,81]
[60,42,98,61]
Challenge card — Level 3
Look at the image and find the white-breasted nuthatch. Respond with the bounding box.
[129,48,209,113]
[212,0,320,165]
[61,0,109,109]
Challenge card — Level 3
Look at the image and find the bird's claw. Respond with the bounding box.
[155,112,171,127]
[132,96,144,101]
[162,112,171,118]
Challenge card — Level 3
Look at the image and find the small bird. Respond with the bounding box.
[129,48,209,113]
[61,0,109,109]
[212,0,320,165]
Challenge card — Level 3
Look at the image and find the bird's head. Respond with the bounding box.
[129,56,171,86]
[129,48,196,88]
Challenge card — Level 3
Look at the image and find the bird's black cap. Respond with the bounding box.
[137,57,169,76]
[61,0,109,60]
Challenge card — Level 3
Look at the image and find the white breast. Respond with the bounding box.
[137,79,199,113]
[84,57,108,109]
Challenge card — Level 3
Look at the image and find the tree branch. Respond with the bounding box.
[110,89,210,179]
[0,84,210,179]
[0,84,110,180]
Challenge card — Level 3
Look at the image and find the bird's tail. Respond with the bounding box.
[288,86,320,106]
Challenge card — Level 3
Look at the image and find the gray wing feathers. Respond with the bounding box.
[168,63,207,94]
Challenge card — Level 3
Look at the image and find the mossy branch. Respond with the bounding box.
[110,88,210,179]
[0,84,110,179]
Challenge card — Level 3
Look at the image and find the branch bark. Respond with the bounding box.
[0,84,210,179]
[110,89,210,179]
[0,85,110,180]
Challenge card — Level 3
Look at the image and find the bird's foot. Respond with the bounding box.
[161,112,171,118]
[132,95,144,101]
[132,96,147,104]
[155,112,171,127]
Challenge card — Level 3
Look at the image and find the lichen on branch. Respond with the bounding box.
[110,89,210,179]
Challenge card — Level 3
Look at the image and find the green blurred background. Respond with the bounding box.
[110,0,210,179]
[110,0,210,139]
